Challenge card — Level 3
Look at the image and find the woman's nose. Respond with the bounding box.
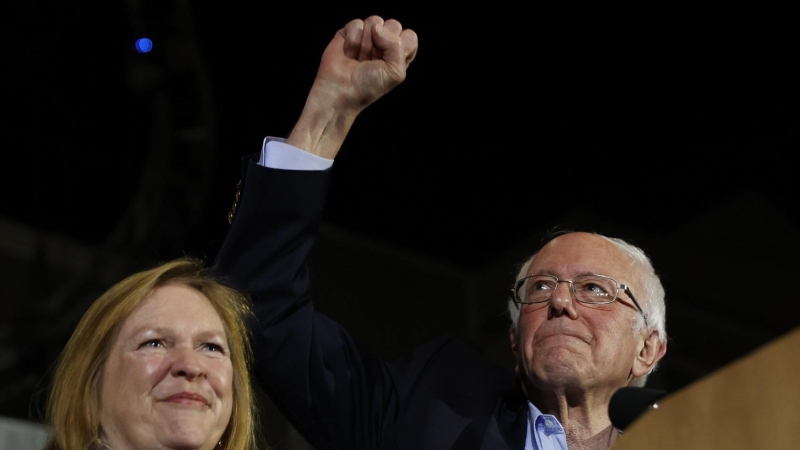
[169,347,205,379]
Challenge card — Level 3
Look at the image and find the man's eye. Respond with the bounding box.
[532,281,553,291]
[583,283,610,296]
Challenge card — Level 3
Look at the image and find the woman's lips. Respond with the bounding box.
[163,392,209,407]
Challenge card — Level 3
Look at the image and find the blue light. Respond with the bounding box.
[135,38,153,53]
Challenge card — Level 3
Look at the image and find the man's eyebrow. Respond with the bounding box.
[575,271,610,278]
[527,270,610,278]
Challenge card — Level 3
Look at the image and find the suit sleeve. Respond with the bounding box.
[211,157,405,450]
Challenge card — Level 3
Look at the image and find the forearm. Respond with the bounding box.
[287,16,417,159]
[286,83,361,159]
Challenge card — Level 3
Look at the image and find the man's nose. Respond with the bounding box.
[548,281,579,319]
[170,347,205,379]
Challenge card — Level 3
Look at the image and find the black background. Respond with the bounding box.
[5,5,797,264]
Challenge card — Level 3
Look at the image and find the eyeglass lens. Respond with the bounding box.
[518,275,617,304]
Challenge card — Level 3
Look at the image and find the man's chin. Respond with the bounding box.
[530,352,589,387]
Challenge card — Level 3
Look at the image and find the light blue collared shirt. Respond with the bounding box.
[525,401,568,450]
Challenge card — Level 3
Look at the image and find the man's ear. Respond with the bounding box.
[632,330,667,378]
[509,326,520,375]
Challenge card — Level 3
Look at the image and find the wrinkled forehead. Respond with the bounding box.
[527,233,639,286]
[119,283,226,337]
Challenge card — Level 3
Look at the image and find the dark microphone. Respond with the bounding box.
[608,387,668,431]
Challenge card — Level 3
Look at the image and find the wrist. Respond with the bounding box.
[287,85,361,159]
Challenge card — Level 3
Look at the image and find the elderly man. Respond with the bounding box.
[213,15,667,450]
[508,233,667,448]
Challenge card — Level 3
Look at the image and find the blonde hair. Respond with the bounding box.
[44,257,259,450]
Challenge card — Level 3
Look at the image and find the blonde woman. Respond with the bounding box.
[44,257,259,450]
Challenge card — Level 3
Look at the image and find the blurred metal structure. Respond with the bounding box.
[0,416,48,450]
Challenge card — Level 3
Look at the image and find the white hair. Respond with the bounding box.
[506,232,667,386]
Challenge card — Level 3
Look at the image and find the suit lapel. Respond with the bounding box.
[479,382,528,450]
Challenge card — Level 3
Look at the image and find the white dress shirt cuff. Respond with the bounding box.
[258,136,334,171]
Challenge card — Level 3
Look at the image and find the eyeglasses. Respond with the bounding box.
[509,274,649,327]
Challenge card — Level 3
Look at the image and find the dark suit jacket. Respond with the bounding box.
[212,157,529,449]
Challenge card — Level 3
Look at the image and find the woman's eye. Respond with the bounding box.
[138,339,163,349]
[203,343,224,353]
